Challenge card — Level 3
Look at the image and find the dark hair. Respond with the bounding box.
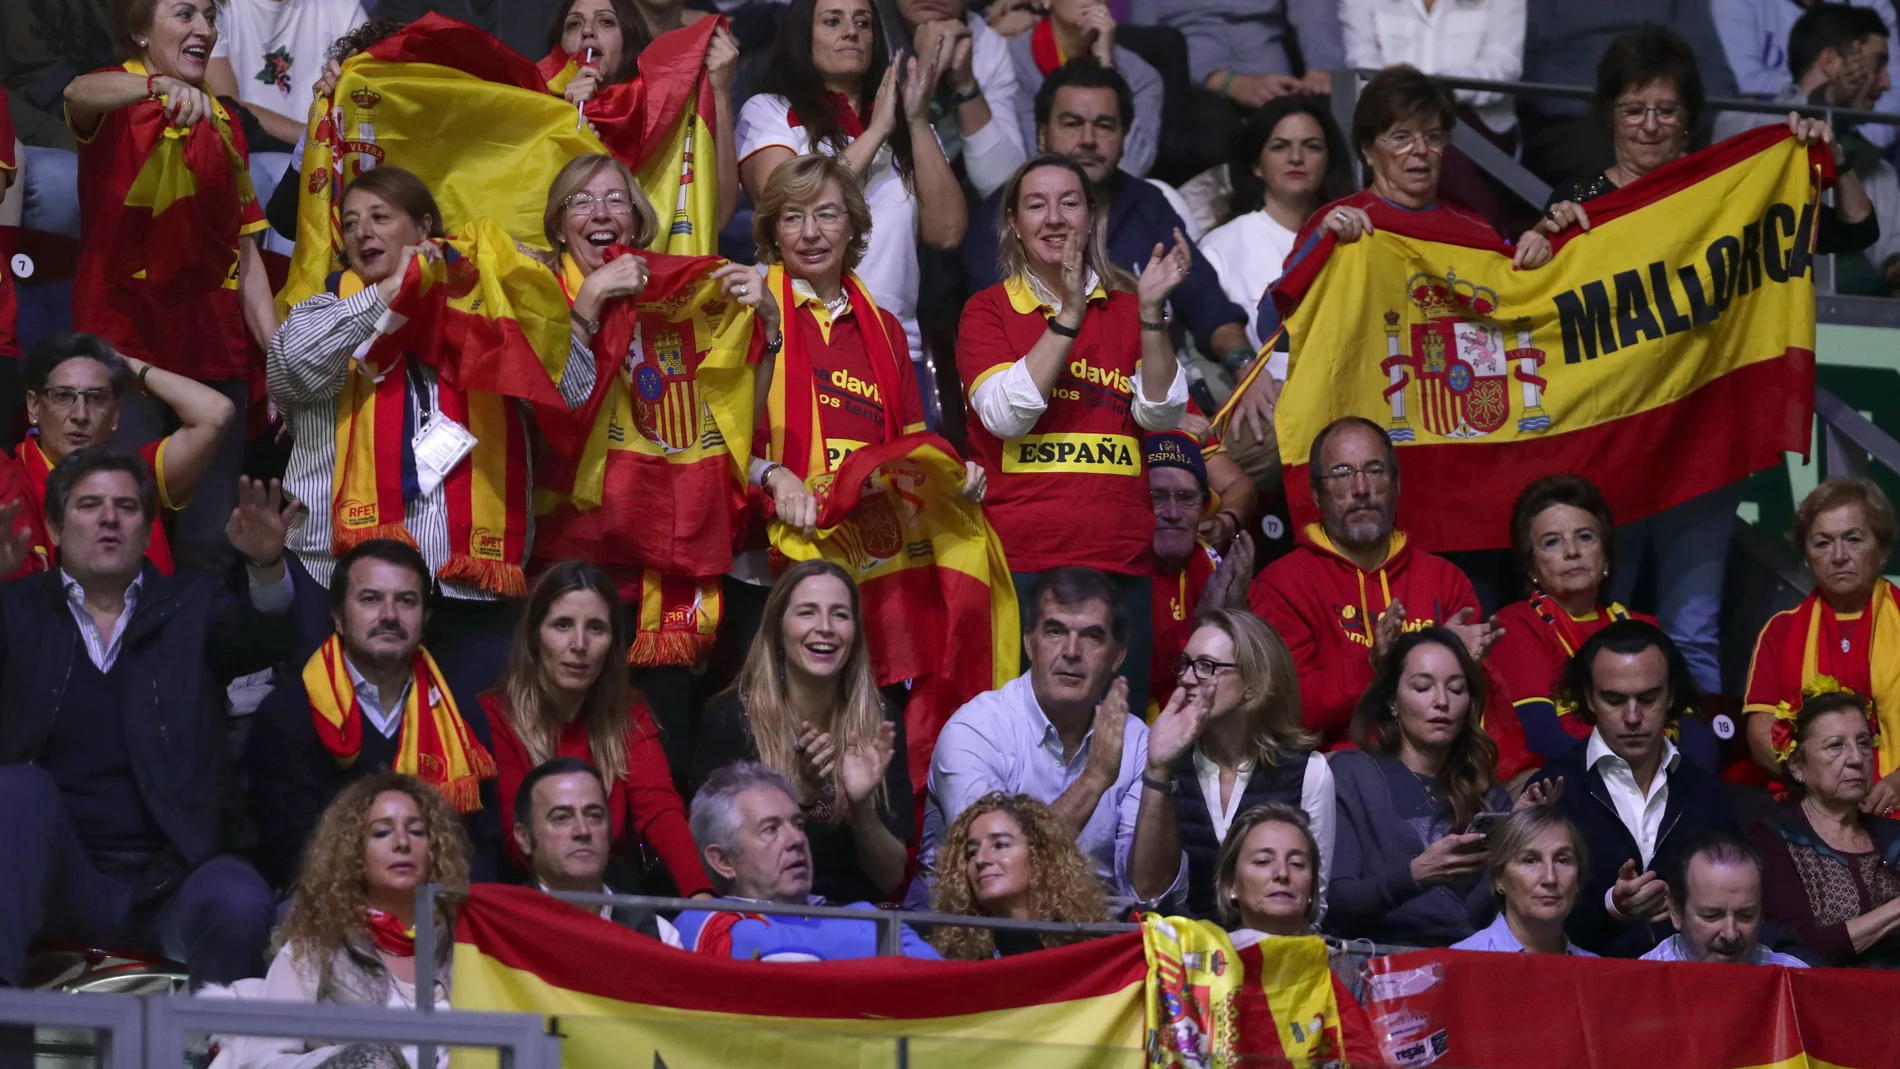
[1789,4,1889,82]
[1351,64,1455,172]
[1556,619,1700,728]
[111,0,228,61]
[1593,25,1706,135]
[1306,416,1399,494]
[24,333,135,398]
[1225,95,1351,220]
[327,16,406,64]
[1662,829,1763,906]
[1033,59,1136,133]
[1027,566,1129,646]
[1509,475,1615,596]
[328,539,432,617]
[513,756,609,833]
[493,561,636,784]
[544,0,652,85]
[759,0,914,181]
[44,446,158,528]
[339,167,444,269]
[1351,627,1498,832]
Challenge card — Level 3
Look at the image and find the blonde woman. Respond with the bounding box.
[226,772,469,1069]
[928,792,1110,960]
[1165,609,1333,920]
[687,560,907,903]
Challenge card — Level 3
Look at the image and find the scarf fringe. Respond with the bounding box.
[437,555,527,598]
[433,772,490,814]
[628,629,715,668]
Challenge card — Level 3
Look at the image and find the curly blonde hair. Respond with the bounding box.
[274,773,472,978]
[928,793,1110,960]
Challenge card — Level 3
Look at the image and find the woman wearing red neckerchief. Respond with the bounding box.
[228,773,467,1069]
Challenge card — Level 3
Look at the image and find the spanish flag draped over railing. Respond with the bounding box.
[769,435,1018,808]
[280,13,720,314]
[1245,125,1820,552]
[534,250,760,666]
[448,887,1356,1069]
[539,19,723,255]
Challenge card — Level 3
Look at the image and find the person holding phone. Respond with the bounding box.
[1453,805,1596,955]
[1324,628,1526,946]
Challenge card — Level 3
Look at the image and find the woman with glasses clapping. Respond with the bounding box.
[1162,609,1334,921]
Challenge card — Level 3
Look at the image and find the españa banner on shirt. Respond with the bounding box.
[1262,125,1820,552]
[1361,948,1900,1068]
[449,888,1355,1069]
[769,435,1018,801]
[281,13,720,314]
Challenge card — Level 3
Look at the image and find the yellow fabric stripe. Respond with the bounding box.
[463,392,511,563]
[151,437,186,511]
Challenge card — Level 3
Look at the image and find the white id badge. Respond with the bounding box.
[413,416,477,497]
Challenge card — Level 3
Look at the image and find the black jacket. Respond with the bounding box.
[1533,738,1736,958]
[245,657,501,890]
[0,565,296,896]
[1171,749,1310,920]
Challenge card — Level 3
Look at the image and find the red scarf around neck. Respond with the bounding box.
[1030,20,1065,75]
[773,269,904,481]
[786,91,866,139]
[366,908,416,957]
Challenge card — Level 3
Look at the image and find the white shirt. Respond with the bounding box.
[210,0,369,124]
[1199,209,1298,370]
[1191,747,1336,909]
[1339,0,1525,135]
[1586,727,1681,868]
[344,653,410,740]
[966,270,1190,441]
[949,17,1029,199]
[736,93,924,359]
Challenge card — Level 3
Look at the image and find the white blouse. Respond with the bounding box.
[1339,0,1526,136]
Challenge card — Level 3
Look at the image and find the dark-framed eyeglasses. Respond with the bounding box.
[1176,655,1238,680]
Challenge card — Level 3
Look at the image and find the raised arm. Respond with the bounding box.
[265,289,390,404]
[902,43,969,250]
[123,353,237,510]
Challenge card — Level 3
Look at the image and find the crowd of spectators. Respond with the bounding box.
[0,0,1896,1056]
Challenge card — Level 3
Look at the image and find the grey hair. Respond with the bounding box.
[688,762,799,893]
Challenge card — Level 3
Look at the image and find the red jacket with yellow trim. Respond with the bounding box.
[1248,524,1481,745]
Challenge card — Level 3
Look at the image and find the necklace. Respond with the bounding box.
[824,292,849,320]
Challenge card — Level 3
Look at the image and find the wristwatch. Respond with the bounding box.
[947,83,983,105]
[569,307,601,337]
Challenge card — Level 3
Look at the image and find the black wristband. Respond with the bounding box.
[947,83,982,105]
[1140,316,1169,332]
[1047,317,1080,339]
[1140,774,1175,795]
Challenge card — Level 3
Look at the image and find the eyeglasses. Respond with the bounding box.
[778,207,847,231]
[564,191,634,215]
[1176,655,1238,680]
[1150,489,1205,510]
[1318,462,1393,485]
[36,387,112,411]
[1614,102,1686,127]
[1376,129,1449,154]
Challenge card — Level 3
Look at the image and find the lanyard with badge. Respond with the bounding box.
[406,358,476,496]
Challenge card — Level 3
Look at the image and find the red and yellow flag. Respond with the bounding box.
[1252,124,1820,551]
[1363,948,1899,1068]
[539,19,724,256]
[768,435,1017,810]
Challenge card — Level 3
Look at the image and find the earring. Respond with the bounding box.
[135,36,148,48]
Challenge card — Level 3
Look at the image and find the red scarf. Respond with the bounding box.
[1030,20,1065,75]
[771,268,904,480]
[366,908,416,957]
[786,91,866,139]
[1526,591,1632,657]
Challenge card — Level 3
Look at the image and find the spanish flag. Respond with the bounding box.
[1363,948,1899,1067]
[1246,125,1819,551]
[539,19,724,255]
[449,888,1364,1069]
[769,434,1018,811]
[533,250,761,665]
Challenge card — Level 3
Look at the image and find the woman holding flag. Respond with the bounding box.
[267,166,595,685]
[63,0,278,576]
[542,0,741,229]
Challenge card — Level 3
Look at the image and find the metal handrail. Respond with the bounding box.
[145,998,558,1069]
[1407,71,1900,126]
[1815,385,1900,478]
[0,986,142,1069]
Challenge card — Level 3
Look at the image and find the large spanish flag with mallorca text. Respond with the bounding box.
[1257,125,1820,551]
[449,888,1363,1069]
[281,13,719,314]
[769,435,1019,812]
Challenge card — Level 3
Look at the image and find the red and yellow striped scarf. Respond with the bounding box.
[329,259,530,596]
[302,634,496,811]
[762,266,908,480]
[1780,581,1900,777]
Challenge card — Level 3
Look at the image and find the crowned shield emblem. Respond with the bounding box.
[626,322,699,454]
[1378,269,1552,442]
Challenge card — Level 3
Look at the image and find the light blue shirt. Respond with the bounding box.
[1451,912,1598,956]
[1639,934,1808,968]
[914,674,1186,906]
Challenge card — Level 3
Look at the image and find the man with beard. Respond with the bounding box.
[1145,432,1252,717]
[1641,831,1807,966]
[248,539,501,889]
[1248,417,1499,744]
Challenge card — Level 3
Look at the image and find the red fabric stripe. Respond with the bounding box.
[535,451,738,575]
[364,13,548,92]
[1285,348,1815,552]
[457,884,1148,1017]
[1029,20,1062,75]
